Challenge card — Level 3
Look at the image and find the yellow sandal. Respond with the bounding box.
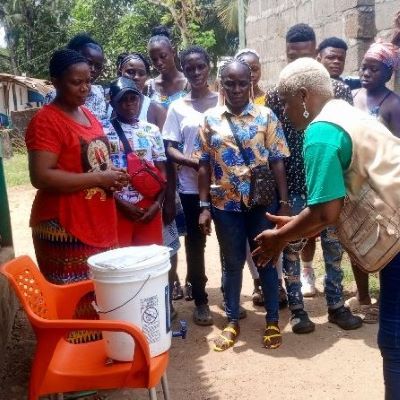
[263,324,282,349]
[213,324,239,352]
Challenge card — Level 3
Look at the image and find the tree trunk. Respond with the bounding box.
[3,21,19,75]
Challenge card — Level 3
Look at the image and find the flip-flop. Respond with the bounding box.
[263,324,282,350]
[213,325,239,352]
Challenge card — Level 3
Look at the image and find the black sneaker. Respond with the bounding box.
[290,309,315,334]
[328,306,363,330]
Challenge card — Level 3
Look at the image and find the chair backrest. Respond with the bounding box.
[1,256,59,323]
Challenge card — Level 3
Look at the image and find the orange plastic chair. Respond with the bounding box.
[1,255,170,400]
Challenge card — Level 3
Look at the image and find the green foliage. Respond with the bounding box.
[188,23,216,50]
[0,0,73,77]
[0,48,12,73]
[0,0,239,80]
[106,0,165,62]
[69,0,164,80]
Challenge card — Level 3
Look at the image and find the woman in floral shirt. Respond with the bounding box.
[197,60,290,351]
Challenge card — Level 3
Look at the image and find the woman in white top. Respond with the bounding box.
[117,52,166,131]
[163,46,218,325]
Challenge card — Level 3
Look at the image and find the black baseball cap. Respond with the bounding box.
[109,77,141,104]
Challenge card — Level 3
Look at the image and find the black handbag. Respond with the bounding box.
[226,115,276,208]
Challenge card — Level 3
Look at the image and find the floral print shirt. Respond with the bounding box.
[196,102,289,212]
[266,79,353,197]
[104,119,166,204]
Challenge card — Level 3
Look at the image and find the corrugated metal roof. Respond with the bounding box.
[0,73,53,95]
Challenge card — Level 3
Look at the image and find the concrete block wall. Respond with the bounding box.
[247,0,398,90]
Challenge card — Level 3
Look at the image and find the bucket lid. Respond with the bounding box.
[88,245,170,273]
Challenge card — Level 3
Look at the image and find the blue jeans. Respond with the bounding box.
[283,194,344,311]
[378,253,400,400]
[213,203,279,323]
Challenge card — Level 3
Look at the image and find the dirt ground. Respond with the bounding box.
[1,185,383,400]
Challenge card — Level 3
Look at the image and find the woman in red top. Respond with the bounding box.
[25,49,129,340]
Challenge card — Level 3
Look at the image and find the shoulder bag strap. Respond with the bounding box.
[111,118,133,155]
[225,114,250,167]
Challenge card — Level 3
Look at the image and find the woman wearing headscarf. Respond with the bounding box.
[347,41,400,323]
[253,57,400,399]
[353,41,400,136]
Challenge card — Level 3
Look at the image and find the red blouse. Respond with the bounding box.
[25,104,118,248]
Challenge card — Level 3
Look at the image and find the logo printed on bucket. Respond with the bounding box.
[141,295,161,344]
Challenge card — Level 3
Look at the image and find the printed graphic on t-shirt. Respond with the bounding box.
[80,136,112,201]
[81,136,112,172]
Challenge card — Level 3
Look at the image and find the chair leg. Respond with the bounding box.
[161,374,171,400]
[148,387,158,400]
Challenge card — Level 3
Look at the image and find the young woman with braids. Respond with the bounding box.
[235,49,288,309]
[45,33,107,122]
[26,49,129,342]
[146,26,189,108]
[196,59,290,351]
[146,26,189,303]
[235,48,266,105]
[116,52,166,130]
[162,45,218,326]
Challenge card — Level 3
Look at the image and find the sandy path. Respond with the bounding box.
[3,185,383,400]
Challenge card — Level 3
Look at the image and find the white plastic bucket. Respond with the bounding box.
[88,245,171,362]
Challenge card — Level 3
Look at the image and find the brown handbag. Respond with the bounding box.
[226,115,276,208]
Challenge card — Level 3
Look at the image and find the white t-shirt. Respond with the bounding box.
[162,98,204,194]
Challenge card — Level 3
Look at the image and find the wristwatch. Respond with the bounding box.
[199,200,211,210]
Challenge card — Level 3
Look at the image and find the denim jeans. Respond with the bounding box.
[212,202,279,323]
[283,193,344,311]
[179,193,208,306]
[378,252,400,400]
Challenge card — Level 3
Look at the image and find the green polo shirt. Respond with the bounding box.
[304,121,353,206]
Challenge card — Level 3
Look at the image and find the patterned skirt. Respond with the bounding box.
[32,220,111,343]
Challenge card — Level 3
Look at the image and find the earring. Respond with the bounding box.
[302,102,310,119]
